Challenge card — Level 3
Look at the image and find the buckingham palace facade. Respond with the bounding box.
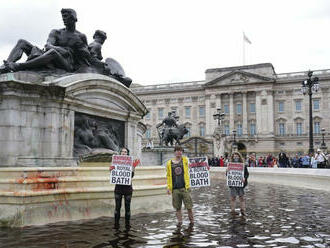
[132,63,330,156]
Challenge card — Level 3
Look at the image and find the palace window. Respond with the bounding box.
[185,106,191,119]
[250,103,256,113]
[236,103,242,115]
[184,97,191,103]
[224,125,230,136]
[314,121,320,134]
[313,99,320,110]
[199,125,205,137]
[224,104,229,114]
[296,122,303,136]
[250,123,256,136]
[278,101,284,113]
[295,100,302,112]
[237,124,243,136]
[279,123,285,136]
[199,106,205,118]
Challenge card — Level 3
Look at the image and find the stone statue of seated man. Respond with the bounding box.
[0,8,92,74]
[0,9,133,88]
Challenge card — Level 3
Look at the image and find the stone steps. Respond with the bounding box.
[0,167,166,195]
[0,175,166,192]
[0,166,166,178]
[0,166,170,226]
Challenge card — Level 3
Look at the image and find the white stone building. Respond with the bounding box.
[132,63,330,156]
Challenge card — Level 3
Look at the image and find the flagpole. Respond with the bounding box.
[242,33,245,65]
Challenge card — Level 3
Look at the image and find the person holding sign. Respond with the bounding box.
[188,157,210,188]
[226,152,249,217]
[109,147,140,229]
[166,145,194,226]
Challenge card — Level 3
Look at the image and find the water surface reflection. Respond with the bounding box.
[1,181,330,247]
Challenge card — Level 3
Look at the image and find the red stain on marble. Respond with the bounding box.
[16,171,59,191]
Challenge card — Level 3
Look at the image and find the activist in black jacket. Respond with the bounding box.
[110,147,137,229]
[227,151,249,216]
[243,164,249,188]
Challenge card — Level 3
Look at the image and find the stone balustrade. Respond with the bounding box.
[210,167,330,192]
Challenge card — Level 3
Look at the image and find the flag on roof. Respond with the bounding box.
[243,32,252,44]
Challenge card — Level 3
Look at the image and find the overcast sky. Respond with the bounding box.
[1,0,330,85]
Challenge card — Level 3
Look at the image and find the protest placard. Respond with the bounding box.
[188,157,210,188]
[227,162,244,187]
[110,155,133,185]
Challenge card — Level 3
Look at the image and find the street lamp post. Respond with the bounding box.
[212,108,226,157]
[232,129,237,153]
[232,130,237,145]
[320,128,327,151]
[301,70,319,154]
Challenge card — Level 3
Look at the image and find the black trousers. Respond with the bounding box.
[114,192,132,220]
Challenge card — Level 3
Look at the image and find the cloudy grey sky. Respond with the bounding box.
[1,0,330,85]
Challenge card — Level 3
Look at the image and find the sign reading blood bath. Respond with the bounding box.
[227,162,244,187]
[188,157,210,188]
[110,155,133,185]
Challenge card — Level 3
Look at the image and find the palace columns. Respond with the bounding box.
[242,92,248,135]
[229,93,234,132]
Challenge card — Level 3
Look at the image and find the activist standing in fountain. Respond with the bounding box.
[226,152,249,216]
[166,145,194,226]
[109,147,139,229]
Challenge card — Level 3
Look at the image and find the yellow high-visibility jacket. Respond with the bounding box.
[166,156,190,192]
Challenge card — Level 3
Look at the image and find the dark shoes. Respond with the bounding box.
[125,215,131,230]
[114,215,131,229]
[114,213,120,229]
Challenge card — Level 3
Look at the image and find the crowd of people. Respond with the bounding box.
[209,149,330,169]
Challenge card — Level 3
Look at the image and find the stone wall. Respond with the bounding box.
[0,72,148,167]
[141,148,174,166]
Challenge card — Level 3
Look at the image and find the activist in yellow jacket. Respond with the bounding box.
[166,156,190,192]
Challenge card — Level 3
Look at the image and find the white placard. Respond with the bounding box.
[110,155,133,185]
[188,157,210,188]
[227,162,244,187]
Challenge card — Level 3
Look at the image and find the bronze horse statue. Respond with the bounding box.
[159,124,188,146]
